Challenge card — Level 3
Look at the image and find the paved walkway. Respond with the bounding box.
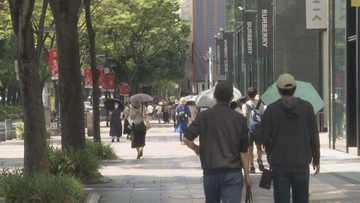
[0,121,359,202]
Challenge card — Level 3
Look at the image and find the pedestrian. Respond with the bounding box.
[242,87,265,173]
[123,102,132,140]
[147,103,154,120]
[155,102,163,123]
[162,102,170,123]
[184,80,252,203]
[171,100,178,128]
[260,73,320,203]
[109,101,123,142]
[174,97,191,145]
[130,101,148,159]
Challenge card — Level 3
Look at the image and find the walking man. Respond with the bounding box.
[242,87,265,173]
[184,80,252,203]
[147,103,154,120]
[260,73,320,203]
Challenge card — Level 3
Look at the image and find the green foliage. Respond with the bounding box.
[86,139,118,160]
[93,0,190,90]
[15,122,24,140]
[0,168,85,203]
[48,146,102,182]
[0,105,22,121]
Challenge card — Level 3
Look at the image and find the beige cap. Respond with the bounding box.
[276,73,296,89]
[179,97,187,104]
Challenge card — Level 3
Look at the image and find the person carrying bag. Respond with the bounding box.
[130,102,149,159]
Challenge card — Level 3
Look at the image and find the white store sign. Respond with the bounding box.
[306,0,328,29]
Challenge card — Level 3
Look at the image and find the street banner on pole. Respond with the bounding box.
[118,85,124,95]
[257,0,273,58]
[306,0,327,29]
[102,75,115,91]
[244,12,257,64]
[83,68,104,88]
[48,49,58,80]
[84,68,92,88]
[124,85,130,96]
[217,37,225,75]
[223,32,234,74]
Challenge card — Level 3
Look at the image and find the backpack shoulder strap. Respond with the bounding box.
[246,103,254,110]
[255,99,262,110]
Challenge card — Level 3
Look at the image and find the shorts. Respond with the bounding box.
[249,133,262,146]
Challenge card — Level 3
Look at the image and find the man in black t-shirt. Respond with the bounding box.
[184,80,252,203]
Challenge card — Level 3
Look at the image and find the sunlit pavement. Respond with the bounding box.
[0,120,359,202]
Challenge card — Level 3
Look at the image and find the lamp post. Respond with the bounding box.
[203,47,216,89]
[103,66,110,127]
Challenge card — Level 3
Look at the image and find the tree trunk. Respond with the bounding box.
[11,87,17,105]
[0,87,5,106]
[8,0,49,173]
[84,0,100,142]
[49,0,85,150]
[6,88,11,106]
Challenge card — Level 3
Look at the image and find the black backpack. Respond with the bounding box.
[177,105,186,120]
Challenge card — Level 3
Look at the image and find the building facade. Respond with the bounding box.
[192,0,227,93]
[178,0,193,95]
[232,0,358,155]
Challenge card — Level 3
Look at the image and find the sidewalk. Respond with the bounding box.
[0,121,359,202]
[83,121,360,203]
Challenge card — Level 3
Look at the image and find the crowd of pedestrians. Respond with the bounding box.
[182,74,321,203]
[106,73,321,203]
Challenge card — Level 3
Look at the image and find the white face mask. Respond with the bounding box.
[114,105,119,109]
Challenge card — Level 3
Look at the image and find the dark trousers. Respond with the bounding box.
[203,172,244,203]
[273,170,309,203]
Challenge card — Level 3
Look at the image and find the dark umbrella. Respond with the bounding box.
[104,98,125,110]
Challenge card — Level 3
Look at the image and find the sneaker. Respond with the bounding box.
[250,164,256,174]
[111,139,114,143]
[117,138,120,142]
[257,158,265,172]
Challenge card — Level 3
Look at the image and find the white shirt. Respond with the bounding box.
[130,105,147,124]
[242,99,265,125]
[147,105,154,113]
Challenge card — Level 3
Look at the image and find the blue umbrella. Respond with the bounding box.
[260,81,324,113]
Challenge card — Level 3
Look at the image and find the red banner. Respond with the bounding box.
[83,68,105,88]
[102,75,115,91]
[118,85,124,95]
[124,85,129,96]
[48,49,58,80]
[118,84,129,96]
[84,68,92,88]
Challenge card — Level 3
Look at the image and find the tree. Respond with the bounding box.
[97,0,190,94]
[84,0,101,142]
[49,0,85,150]
[7,0,49,173]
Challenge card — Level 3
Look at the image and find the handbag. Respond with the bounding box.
[134,121,146,131]
[259,168,273,190]
[144,117,152,130]
[245,186,253,203]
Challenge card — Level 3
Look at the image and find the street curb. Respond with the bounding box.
[84,193,101,203]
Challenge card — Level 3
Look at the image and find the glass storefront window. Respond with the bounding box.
[333,0,347,152]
